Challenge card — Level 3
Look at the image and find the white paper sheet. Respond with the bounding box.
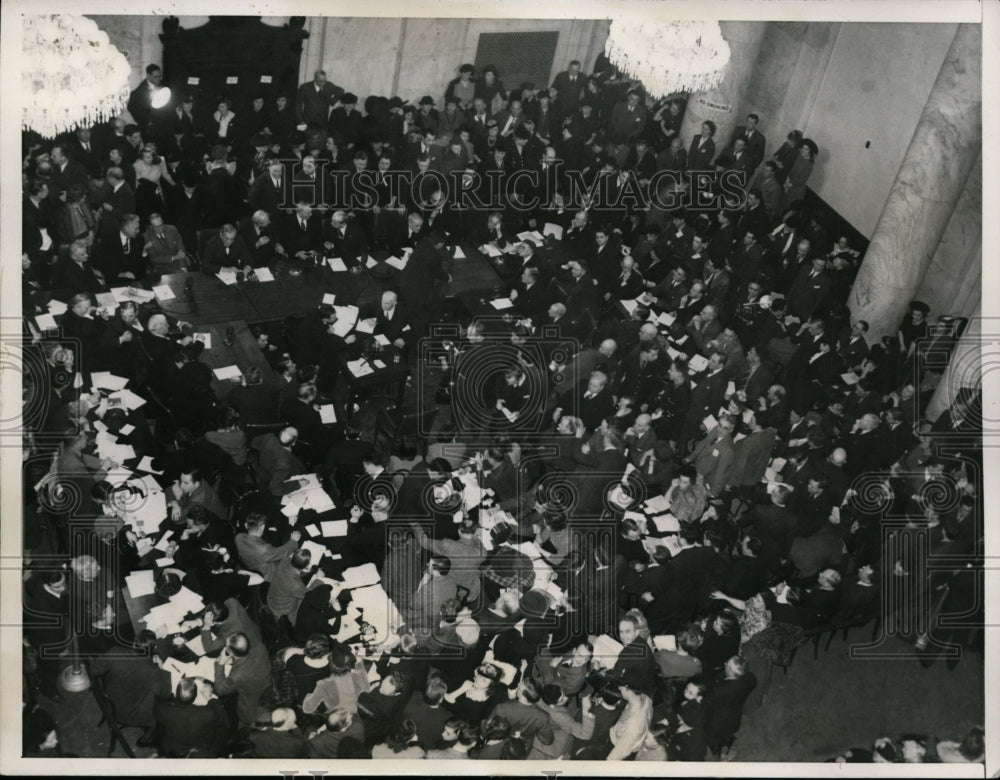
[453,246,466,258]
[489,298,514,310]
[542,222,563,240]
[354,318,375,334]
[125,569,156,598]
[254,267,275,282]
[322,293,336,305]
[653,635,677,652]
[216,271,238,286]
[46,299,68,315]
[213,365,243,381]
[321,520,349,537]
[384,256,407,270]
[137,455,163,474]
[318,404,338,424]
[193,333,212,349]
[341,563,381,589]
[300,540,327,568]
[153,285,176,301]
[326,257,348,272]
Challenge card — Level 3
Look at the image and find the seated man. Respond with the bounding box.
[143,211,188,273]
[153,677,230,758]
[237,209,286,269]
[201,223,253,275]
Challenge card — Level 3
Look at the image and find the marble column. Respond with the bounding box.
[848,24,982,341]
[679,21,767,152]
[924,301,981,422]
[915,152,982,317]
[298,17,329,86]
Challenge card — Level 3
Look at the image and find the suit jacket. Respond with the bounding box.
[690,432,736,494]
[730,126,767,171]
[226,383,281,427]
[837,334,869,369]
[609,102,648,143]
[143,224,186,270]
[365,303,415,345]
[280,212,324,259]
[154,698,230,758]
[738,361,775,405]
[90,650,171,728]
[213,641,271,725]
[787,267,832,320]
[686,369,728,426]
[323,220,370,264]
[687,135,716,170]
[201,234,254,274]
[253,433,307,496]
[98,182,136,239]
[701,269,731,310]
[248,172,288,218]
[731,427,777,486]
[96,231,148,281]
[296,80,341,127]
[237,217,281,268]
[50,257,104,295]
[551,71,588,113]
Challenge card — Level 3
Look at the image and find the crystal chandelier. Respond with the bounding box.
[604,19,731,98]
[22,15,131,138]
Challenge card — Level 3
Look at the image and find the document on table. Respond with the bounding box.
[322,293,336,305]
[374,334,390,347]
[490,298,514,310]
[186,635,207,656]
[318,404,338,424]
[35,313,58,331]
[542,222,564,240]
[643,494,672,514]
[108,388,147,410]
[95,292,118,310]
[653,635,677,652]
[480,243,503,257]
[137,455,164,474]
[153,285,175,301]
[193,333,212,349]
[46,299,68,315]
[213,365,243,381]
[125,569,156,598]
[91,371,130,391]
[253,267,275,282]
[453,246,466,259]
[354,318,375,334]
[384,255,407,270]
[341,563,381,589]
[216,271,238,286]
[346,359,374,377]
[321,520,349,537]
[650,513,680,534]
[657,311,676,328]
[326,257,348,272]
[331,304,359,336]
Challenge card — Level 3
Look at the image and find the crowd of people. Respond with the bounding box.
[20,49,983,763]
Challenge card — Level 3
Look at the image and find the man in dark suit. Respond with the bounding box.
[253,427,308,497]
[322,209,370,264]
[50,239,106,294]
[556,369,616,434]
[68,126,103,179]
[396,230,452,317]
[837,319,870,371]
[551,60,588,116]
[154,678,231,758]
[226,366,281,428]
[248,160,288,220]
[387,212,427,256]
[48,144,89,203]
[786,256,832,321]
[238,210,285,269]
[510,266,548,321]
[200,223,254,275]
[681,351,728,449]
[296,70,342,128]
[279,383,330,466]
[737,345,775,406]
[96,213,148,282]
[562,260,601,321]
[97,167,136,240]
[846,413,893,477]
[729,114,767,173]
[362,290,415,351]
[127,64,164,136]
[280,201,324,264]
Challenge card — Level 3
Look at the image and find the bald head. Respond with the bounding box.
[599,339,617,358]
[381,291,398,311]
[831,447,847,465]
[639,323,658,341]
[147,314,169,336]
[279,426,298,446]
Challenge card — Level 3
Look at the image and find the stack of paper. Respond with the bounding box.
[688,354,710,373]
[326,257,348,272]
[153,285,176,301]
[216,271,238,286]
[643,494,672,514]
[254,267,275,282]
[489,298,514,310]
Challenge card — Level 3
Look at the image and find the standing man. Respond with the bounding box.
[729,113,767,174]
[551,60,588,115]
[295,70,342,129]
[128,64,164,136]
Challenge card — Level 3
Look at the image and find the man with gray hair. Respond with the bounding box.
[252,426,307,496]
[201,222,253,275]
[238,208,285,268]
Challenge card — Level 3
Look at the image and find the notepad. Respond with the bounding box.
[193,333,212,349]
[354,318,375,334]
[153,285,175,301]
[327,257,348,272]
[213,365,242,381]
[318,404,338,424]
[542,222,564,240]
[490,298,514,310]
[322,293,336,305]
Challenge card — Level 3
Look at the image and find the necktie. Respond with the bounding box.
[124,238,130,254]
[300,219,307,231]
[83,143,90,152]
[224,246,230,256]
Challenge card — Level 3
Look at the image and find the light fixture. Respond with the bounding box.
[604,19,731,98]
[151,86,173,110]
[22,14,131,138]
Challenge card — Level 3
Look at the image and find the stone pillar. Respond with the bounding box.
[924,301,981,422]
[848,24,982,341]
[679,21,768,152]
[298,17,328,86]
[915,152,982,317]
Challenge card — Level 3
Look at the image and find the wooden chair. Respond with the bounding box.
[90,671,136,758]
